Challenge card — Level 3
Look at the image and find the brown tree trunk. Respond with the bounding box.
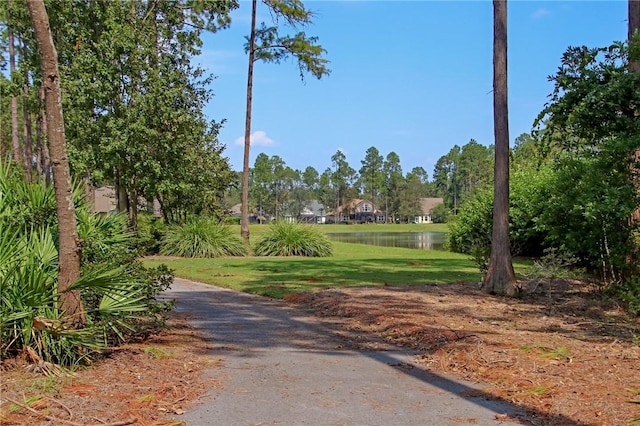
[116,174,129,213]
[38,86,52,184]
[482,0,517,296]
[629,0,640,225]
[27,0,85,326]
[9,20,24,172]
[128,186,138,232]
[241,0,258,246]
[630,0,640,72]
[22,84,34,183]
[35,102,43,179]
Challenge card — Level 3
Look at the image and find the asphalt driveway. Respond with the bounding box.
[162,278,526,426]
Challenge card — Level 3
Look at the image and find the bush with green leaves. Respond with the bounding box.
[160,217,247,258]
[539,151,638,284]
[0,161,174,366]
[608,277,640,316]
[430,203,450,224]
[135,212,167,255]
[253,221,333,257]
[448,165,552,258]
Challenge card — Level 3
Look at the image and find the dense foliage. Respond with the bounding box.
[0,162,173,365]
[2,0,239,227]
[253,221,333,257]
[449,40,640,313]
[448,165,553,257]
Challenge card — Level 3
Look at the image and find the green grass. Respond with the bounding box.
[145,223,531,298]
[145,242,532,299]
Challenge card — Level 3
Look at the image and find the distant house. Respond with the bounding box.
[92,186,117,214]
[414,197,444,224]
[92,186,162,216]
[278,200,326,224]
[329,199,385,223]
[302,200,327,224]
[228,203,270,223]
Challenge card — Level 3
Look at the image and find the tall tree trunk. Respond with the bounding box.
[38,86,53,184]
[22,84,34,183]
[482,0,517,296]
[9,20,24,172]
[241,0,257,245]
[129,186,138,231]
[630,0,640,72]
[27,0,85,326]
[629,0,640,225]
[115,173,129,213]
[35,98,44,179]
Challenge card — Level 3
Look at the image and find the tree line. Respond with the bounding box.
[228,141,498,224]
[1,0,239,229]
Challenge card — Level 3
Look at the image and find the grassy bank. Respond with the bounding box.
[144,243,531,299]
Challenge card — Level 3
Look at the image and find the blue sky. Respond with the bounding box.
[199,1,627,178]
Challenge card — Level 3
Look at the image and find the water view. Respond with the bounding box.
[326,232,446,251]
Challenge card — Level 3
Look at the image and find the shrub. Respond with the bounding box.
[448,166,552,258]
[607,277,640,316]
[253,221,333,257]
[0,161,174,366]
[430,203,450,223]
[160,217,247,258]
[135,212,167,255]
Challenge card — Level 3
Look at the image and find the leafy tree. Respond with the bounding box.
[433,140,493,214]
[483,0,517,296]
[430,203,449,223]
[433,145,461,214]
[41,1,237,228]
[281,167,307,220]
[535,40,640,283]
[330,150,356,221]
[317,167,334,215]
[409,166,429,184]
[359,146,384,205]
[240,0,330,244]
[512,132,541,166]
[251,153,274,220]
[396,172,423,222]
[458,139,493,201]
[302,166,319,193]
[382,151,404,222]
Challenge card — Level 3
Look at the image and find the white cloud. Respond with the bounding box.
[531,8,551,19]
[234,130,275,147]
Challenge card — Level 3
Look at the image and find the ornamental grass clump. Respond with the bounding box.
[253,221,333,257]
[160,217,247,258]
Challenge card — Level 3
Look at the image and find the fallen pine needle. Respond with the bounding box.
[5,397,137,426]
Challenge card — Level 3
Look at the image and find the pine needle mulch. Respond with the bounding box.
[285,281,640,425]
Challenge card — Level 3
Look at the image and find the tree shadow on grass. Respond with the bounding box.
[229,256,482,294]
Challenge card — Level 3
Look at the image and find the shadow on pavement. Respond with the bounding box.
[162,280,585,426]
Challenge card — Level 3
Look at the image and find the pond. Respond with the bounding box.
[326,232,446,251]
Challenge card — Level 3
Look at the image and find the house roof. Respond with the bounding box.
[419,198,444,214]
[330,199,383,215]
[305,200,326,216]
[229,203,242,215]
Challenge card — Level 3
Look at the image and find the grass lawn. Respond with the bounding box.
[145,223,530,298]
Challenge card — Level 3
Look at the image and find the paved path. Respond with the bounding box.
[162,278,526,426]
